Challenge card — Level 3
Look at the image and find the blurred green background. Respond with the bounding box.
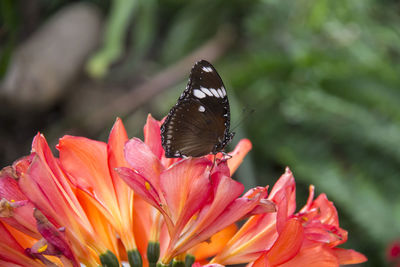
[1,0,400,266]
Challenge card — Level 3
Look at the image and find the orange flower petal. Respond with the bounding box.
[108,118,137,251]
[58,136,118,212]
[227,139,252,175]
[252,253,272,267]
[212,212,277,265]
[161,158,213,230]
[266,218,304,266]
[332,248,367,265]
[0,243,44,267]
[268,168,296,233]
[191,224,238,261]
[279,241,338,267]
[179,186,268,259]
[144,114,164,159]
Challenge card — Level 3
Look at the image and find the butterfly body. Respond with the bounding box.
[161,60,234,158]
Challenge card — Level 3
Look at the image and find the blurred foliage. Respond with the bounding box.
[2,0,400,266]
[86,0,136,78]
[0,0,19,77]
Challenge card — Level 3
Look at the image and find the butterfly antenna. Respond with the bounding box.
[231,107,255,131]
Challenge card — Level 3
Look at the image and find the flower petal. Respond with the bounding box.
[183,173,244,235]
[161,158,212,230]
[212,212,278,265]
[34,209,79,267]
[191,224,238,261]
[58,136,119,214]
[310,194,339,227]
[279,241,338,267]
[180,186,268,256]
[144,114,164,159]
[227,139,252,175]
[116,167,161,210]
[251,253,272,267]
[0,242,44,267]
[266,218,304,266]
[124,138,164,190]
[19,155,67,228]
[0,221,26,252]
[193,263,225,267]
[174,174,244,254]
[107,118,138,251]
[268,167,296,233]
[0,167,38,238]
[332,248,367,265]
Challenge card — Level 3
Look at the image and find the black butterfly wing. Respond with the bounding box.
[162,98,219,157]
[161,60,233,158]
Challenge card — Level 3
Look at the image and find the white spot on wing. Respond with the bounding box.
[217,89,224,98]
[193,89,206,99]
[198,105,205,112]
[221,87,226,97]
[200,86,213,96]
[210,88,220,98]
[202,66,213,72]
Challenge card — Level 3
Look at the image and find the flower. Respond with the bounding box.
[116,115,276,264]
[387,240,400,267]
[56,118,147,259]
[0,118,146,266]
[0,114,367,267]
[209,169,367,267]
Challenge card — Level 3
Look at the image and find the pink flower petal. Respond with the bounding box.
[0,168,38,237]
[310,194,339,227]
[248,198,276,215]
[174,173,244,250]
[124,138,164,190]
[34,209,79,267]
[28,134,87,225]
[179,186,268,255]
[161,158,212,231]
[19,155,65,228]
[116,167,161,210]
[268,167,296,233]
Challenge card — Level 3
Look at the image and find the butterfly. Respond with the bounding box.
[161,60,235,158]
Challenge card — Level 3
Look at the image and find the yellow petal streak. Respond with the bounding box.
[38,244,48,253]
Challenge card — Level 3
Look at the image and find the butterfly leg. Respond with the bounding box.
[216,152,232,165]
